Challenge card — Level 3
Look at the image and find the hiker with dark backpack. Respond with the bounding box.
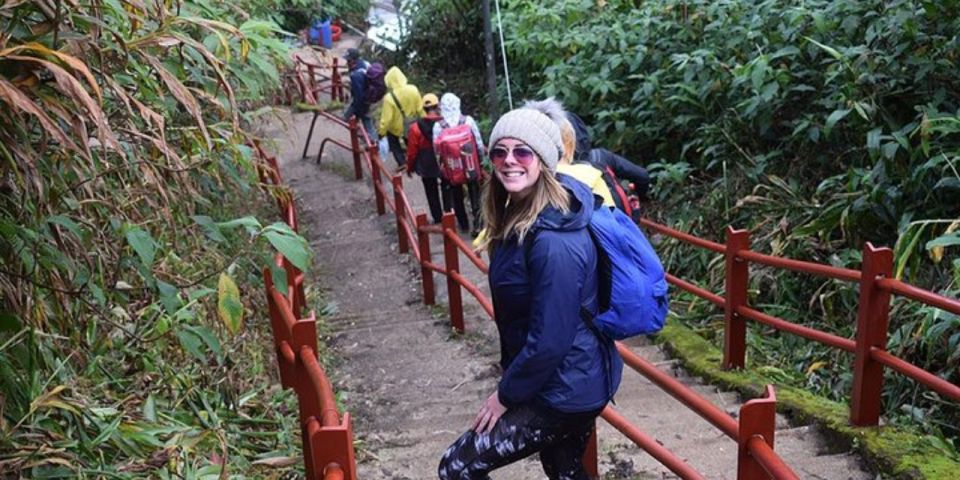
[404,93,445,224]
[438,103,624,480]
[433,93,485,236]
[566,112,651,215]
[341,48,382,142]
[378,66,422,169]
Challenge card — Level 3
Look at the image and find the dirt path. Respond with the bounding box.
[255,34,873,480]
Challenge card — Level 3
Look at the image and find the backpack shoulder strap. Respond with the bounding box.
[390,91,407,117]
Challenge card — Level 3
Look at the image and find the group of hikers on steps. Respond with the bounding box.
[340,47,668,480]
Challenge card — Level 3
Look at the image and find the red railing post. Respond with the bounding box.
[723,227,750,369]
[582,423,599,479]
[416,213,436,305]
[442,213,465,332]
[850,243,894,426]
[307,416,357,480]
[369,146,386,215]
[392,175,409,254]
[348,117,363,180]
[737,385,777,480]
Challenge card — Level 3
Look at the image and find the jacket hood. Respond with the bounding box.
[440,93,462,126]
[566,112,592,163]
[384,66,407,90]
[533,173,594,233]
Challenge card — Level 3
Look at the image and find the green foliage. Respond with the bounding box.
[0,0,316,477]
[497,0,960,442]
[397,0,488,117]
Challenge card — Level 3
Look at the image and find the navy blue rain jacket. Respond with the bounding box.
[490,175,623,414]
[344,60,370,118]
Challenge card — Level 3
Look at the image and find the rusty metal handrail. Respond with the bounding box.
[666,273,725,307]
[738,249,861,282]
[747,437,800,479]
[615,342,739,439]
[736,305,857,352]
[448,271,494,317]
[600,406,705,479]
[302,346,342,427]
[419,223,443,234]
[443,228,490,274]
[870,348,960,402]
[876,277,960,316]
[317,138,355,164]
[269,288,298,334]
[640,218,725,253]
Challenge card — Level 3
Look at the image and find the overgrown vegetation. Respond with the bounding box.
[396,0,488,120]
[0,1,317,477]
[489,0,959,449]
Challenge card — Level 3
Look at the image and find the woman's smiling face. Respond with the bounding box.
[490,138,541,199]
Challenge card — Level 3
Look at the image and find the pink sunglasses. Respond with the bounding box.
[489,145,537,167]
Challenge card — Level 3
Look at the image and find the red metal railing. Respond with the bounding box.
[308,114,800,479]
[252,143,357,480]
[644,224,960,426]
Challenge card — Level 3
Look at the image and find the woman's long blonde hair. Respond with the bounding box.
[478,159,569,252]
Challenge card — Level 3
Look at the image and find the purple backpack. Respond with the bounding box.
[363,63,387,105]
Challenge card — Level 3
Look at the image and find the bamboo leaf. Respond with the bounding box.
[141,53,212,148]
[217,273,243,335]
[262,222,311,272]
[124,225,157,267]
[7,54,120,151]
[0,78,85,158]
[823,109,850,138]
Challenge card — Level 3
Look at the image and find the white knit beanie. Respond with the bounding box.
[487,104,564,171]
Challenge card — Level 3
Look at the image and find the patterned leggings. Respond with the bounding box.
[437,404,598,480]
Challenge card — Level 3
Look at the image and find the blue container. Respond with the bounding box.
[319,19,333,48]
[308,20,322,45]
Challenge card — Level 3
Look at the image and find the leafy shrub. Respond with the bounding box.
[498,0,960,440]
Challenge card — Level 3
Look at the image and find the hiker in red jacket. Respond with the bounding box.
[433,93,486,236]
[405,94,444,224]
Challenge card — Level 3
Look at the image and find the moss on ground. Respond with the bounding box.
[656,322,960,479]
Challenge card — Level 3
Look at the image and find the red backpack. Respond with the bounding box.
[435,117,482,185]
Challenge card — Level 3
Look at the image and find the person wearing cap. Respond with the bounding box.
[438,100,622,480]
[432,92,486,236]
[404,93,445,223]
[379,66,423,169]
[341,48,376,141]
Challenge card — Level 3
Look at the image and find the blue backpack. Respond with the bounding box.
[581,204,669,339]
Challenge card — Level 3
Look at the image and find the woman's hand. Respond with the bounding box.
[472,392,506,434]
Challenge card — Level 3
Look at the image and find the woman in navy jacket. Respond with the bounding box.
[438,101,623,480]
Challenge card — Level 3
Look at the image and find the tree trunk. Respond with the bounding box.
[481,0,499,119]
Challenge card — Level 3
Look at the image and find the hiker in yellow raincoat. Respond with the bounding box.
[378,66,423,169]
